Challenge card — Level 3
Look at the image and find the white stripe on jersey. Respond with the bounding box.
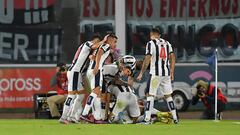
[102,64,119,83]
[145,38,173,76]
[109,85,134,97]
[88,43,111,70]
[69,41,93,72]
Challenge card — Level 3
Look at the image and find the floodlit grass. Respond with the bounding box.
[0,119,239,135]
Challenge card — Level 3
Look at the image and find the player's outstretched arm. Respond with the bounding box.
[169,53,175,81]
[137,55,151,81]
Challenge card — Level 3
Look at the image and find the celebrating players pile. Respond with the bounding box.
[59,28,179,125]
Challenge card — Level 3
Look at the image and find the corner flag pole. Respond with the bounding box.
[214,49,218,120]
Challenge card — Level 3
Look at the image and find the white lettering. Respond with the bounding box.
[0,0,14,23]
[34,78,41,90]
[0,78,42,95]
[14,34,29,61]
[0,32,12,59]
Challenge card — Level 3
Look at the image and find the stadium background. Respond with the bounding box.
[0,0,239,119]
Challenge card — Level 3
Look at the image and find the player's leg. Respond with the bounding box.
[109,93,127,123]
[128,93,141,123]
[161,76,179,124]
[68,91,85,122]
[67,73,85,123]
[81,70,102,120]
[144,75,160,123]
[59,71,78,123]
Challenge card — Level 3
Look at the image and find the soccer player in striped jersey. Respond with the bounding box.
[59,34,108,124]
[101,62,138,123]
[81,34,118,123]
[108,85,140,124]
[137,28,179,124]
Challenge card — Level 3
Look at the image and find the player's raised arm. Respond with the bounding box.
[91,34,109,50]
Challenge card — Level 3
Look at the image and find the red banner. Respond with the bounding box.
[0,67,55,108]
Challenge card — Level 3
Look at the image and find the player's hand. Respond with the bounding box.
[137,73,143,81]
[102,34,109,43]
[93,68,99,75]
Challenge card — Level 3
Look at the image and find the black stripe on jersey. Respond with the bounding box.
[101,44,110,53]
[153,40,159,76]
[72,72,79,90]
[68,44,84,71]
[166,44,170,76]
[85,42,90,48]
[125,86,130,92]
[161,59,165,76]
[91,61,96,69]
[94,70,100,88]
[117,85,124,92]
[146,42,151,55]
[104,74,115,78]
[79,54,90,73]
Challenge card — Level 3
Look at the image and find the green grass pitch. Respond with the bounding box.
[0,119,239,135]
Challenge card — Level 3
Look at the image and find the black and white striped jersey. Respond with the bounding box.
[109,85,134,97]
[89,43,111,70]
[68,41,93,73]
[145,38,174,76]
[102,64,119,83]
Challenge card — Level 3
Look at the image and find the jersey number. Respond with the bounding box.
[160,47,167,59]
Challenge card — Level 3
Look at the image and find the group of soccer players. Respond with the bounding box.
[58,28,179,124]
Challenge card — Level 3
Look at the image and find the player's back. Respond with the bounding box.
[147,38,173,76]
[68,41,93,72]
[102,64,119,83]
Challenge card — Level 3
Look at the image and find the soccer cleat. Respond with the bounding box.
[173,119,179,124]
[156,112,172,119]
[68,117,80,124]
[138,120,153,125]
[94,120,108,124]
[80,115,94,123]
[159,117,172,124]
[59,118,70,124]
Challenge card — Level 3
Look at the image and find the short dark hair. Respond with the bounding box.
[91,33,102,40]
[151,28,161,34]
[108,33,118,39]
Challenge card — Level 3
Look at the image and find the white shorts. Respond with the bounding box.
[86,69,103,90]
[112,92,140,118]
[147,75,172,96]
[67,71,83,91]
